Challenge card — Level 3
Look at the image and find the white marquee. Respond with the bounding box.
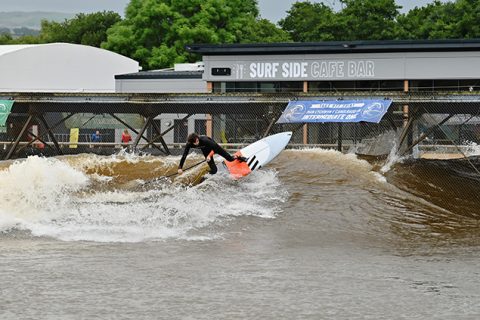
[0,43,139,92]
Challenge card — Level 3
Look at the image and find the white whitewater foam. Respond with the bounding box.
[464,141,480,157]
[0,156,89,229]
[297,148,387,183]
[380,141,406,174]
[1,155,286,242]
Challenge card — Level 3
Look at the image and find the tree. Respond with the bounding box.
[338,0,401,40]
[397,0,480,39]
[0,33,14,45]
[241,18,291,43]
[102,0,289,69]
[280,0,401,42]
[40,11,121,47]
[279,2,340,42]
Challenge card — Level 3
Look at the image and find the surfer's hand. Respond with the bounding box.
[206,156,211,162]
[177,169,183,175]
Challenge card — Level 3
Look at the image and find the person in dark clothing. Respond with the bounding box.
[178,133,245,175]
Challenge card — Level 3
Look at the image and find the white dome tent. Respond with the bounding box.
[0,43,139,92]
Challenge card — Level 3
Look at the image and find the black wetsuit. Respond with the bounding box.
[179,136,235,174]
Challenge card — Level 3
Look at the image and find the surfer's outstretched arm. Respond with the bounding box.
[178,144,191,174]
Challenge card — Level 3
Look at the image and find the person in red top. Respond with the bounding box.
[121,129,132,145]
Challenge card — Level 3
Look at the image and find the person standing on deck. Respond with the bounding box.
[121,129,132,145]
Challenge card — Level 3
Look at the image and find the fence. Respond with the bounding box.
[1,92,480,164]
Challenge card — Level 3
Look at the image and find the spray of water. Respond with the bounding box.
[464,141,480,157]
[0,155,287,242]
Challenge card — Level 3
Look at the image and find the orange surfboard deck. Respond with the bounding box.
[224,151,251,179]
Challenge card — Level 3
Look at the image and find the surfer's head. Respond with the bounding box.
[187,133,199,145]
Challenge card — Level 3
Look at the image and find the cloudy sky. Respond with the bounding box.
[1,0,450,22]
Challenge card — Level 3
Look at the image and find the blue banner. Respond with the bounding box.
[276,99,392,124]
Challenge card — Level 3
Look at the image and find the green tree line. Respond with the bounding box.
[1,0,479,69]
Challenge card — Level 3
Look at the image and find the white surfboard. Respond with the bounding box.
[220,131,292,179]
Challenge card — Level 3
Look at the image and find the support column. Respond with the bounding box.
[303,125,308,145]
[4,115,33,160]
[303,81,308,145]
[150,118,170,155]
[37,113,63,155]
[139,114,192,151]
[206,81,214,138]
[133,117,151,149]
[263,115,278,138]
[337,123,343,152]
[206,114,213,137]
[403,80,414,149]
[403,80,409,128]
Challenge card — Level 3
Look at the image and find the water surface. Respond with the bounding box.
[1,150,479,319]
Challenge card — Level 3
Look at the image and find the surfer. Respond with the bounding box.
[178,133,246,175]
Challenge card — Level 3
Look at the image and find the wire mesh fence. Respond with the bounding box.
[1,93,479,167]
[1,92,479,221]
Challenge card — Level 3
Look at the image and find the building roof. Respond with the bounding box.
[186,39,480,55]
[115,70,203,80]
[0,44,37,56]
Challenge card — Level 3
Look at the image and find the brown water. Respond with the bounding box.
[0,150,479,319]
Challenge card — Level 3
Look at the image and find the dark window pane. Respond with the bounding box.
[174,119,188,143]
[194,119,206,135]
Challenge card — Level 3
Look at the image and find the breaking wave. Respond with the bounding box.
[0,155,287,242]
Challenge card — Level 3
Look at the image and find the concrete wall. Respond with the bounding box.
[115,78,208,93]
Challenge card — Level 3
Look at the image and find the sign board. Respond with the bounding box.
[203,52,480,81]
[277,99,392,124]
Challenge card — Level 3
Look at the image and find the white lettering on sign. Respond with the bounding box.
[244,60,375,79]
[311,62,345,78]
[235,64,244,79]
[348,61,375,78]
[281,62,308,78]
[249,62,280,78]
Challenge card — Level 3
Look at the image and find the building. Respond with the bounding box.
[115,62,206,93]
[186,39,480,94]
[115,62,208,144]
[188,39,480,151]
[113,40,480,147]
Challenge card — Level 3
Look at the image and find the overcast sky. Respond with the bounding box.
[0,0,450,22]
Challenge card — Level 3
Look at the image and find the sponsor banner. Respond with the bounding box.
[277,99,392,124]
[69,128,79,149]
[0,100,14,127]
